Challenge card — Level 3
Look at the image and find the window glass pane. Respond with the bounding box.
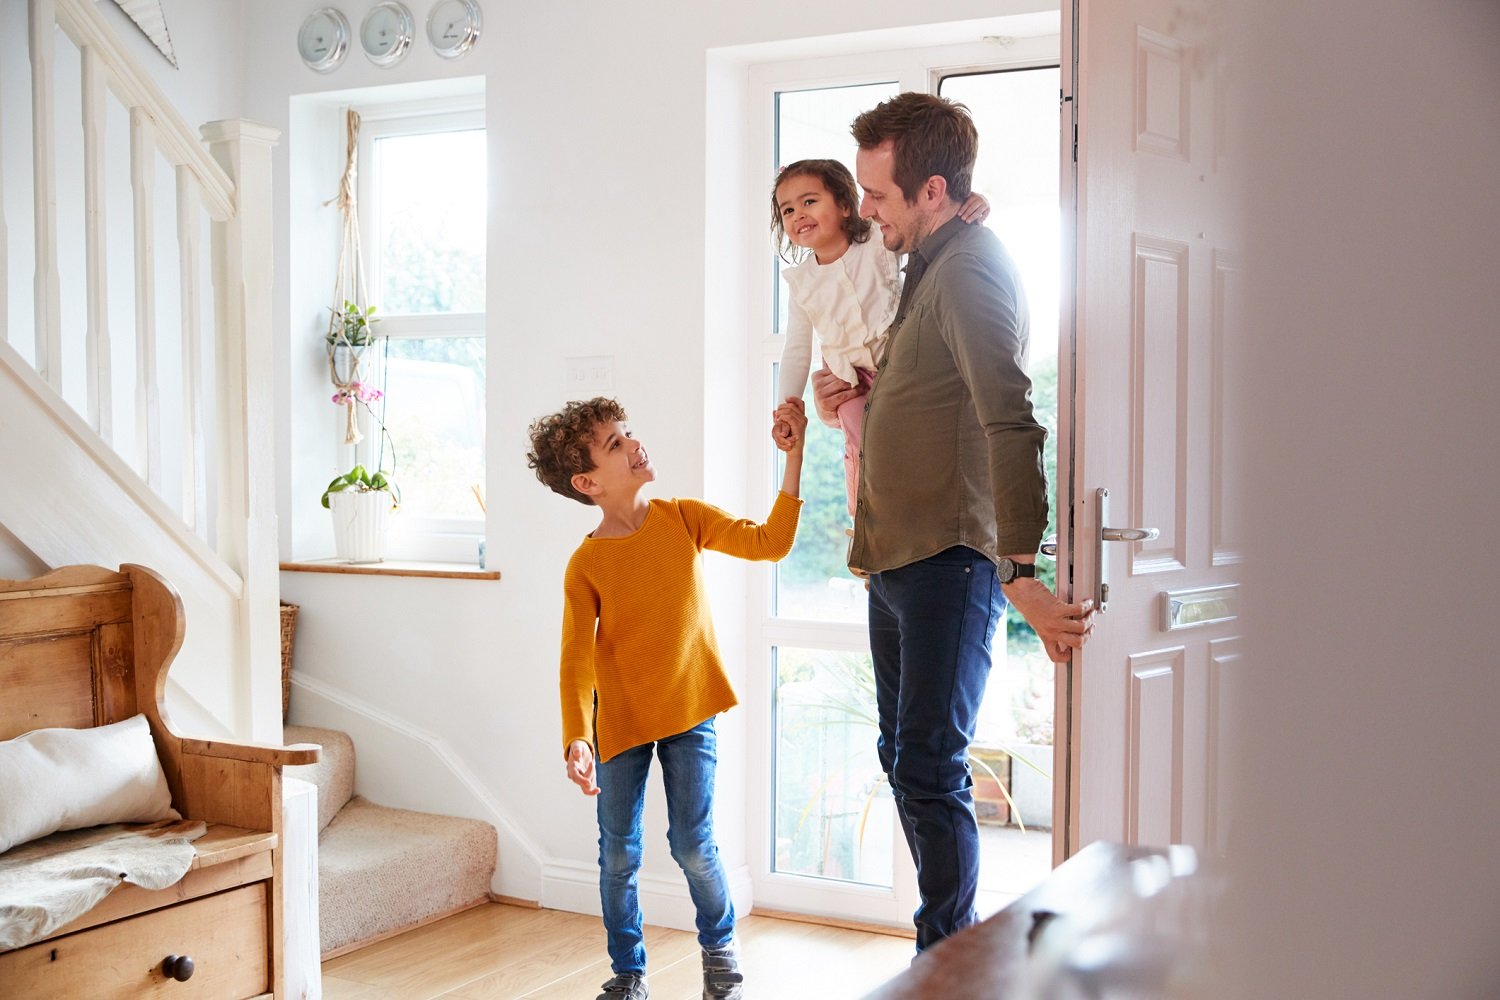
[374,129,486,314]
[773,646,892,887]
[939,69,1060,366]
[773,370,867,624]
[772,82,898,333]
[375,336,485,520]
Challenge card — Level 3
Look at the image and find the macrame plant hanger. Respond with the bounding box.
[326,108,371,445]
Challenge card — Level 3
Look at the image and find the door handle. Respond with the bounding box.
[1040,534,1058,557]
[1095,487,1159,611]
[1101,527,1157,542]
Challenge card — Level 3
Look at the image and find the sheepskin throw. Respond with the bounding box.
[0,819,205,950]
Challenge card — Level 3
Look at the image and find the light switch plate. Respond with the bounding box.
[564,355,614,394]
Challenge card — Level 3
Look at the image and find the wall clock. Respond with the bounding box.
[361,1,414,67]
[298,8,351,73]
[427,0,482,60]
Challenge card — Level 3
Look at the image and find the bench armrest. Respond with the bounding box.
[181,738,320,767]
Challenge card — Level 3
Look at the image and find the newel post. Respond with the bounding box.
[201,119,282,743]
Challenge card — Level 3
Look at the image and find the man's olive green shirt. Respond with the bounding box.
[849,215,1049,574]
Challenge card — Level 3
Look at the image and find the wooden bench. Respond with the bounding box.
[0,564,318,999]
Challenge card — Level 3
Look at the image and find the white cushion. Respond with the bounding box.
[0,714,179,855]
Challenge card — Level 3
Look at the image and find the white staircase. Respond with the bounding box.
[1,0,281,741]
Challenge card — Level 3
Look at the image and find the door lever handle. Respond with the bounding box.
[1039,534,1058,557]
[1095,488,1159,611]
[1101,526,1159,543]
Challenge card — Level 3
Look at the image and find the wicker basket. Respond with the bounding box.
[279,601,299,720]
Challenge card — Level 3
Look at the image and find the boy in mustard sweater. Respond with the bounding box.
[525,395,807,1000]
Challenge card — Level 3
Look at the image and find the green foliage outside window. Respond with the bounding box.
[776,354,1060,644]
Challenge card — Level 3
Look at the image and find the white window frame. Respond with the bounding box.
[352,96,487,563]
[742,33,1061,926]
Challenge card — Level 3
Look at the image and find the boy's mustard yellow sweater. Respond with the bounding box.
[560,491,802,762]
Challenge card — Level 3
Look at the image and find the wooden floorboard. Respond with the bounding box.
[322,902,916,1000]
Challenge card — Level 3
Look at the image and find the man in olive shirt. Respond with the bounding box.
[811,93,1095,951]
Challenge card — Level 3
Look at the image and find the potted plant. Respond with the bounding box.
[327,299,378,384]
[321,464,399,563]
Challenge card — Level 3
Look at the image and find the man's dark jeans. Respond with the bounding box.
[868,545,1004,951]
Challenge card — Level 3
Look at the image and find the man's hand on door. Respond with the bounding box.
[1003,578,1097,662]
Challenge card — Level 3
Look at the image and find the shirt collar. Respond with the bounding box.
[912,212,967,266]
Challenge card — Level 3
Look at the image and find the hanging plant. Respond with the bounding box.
[327,299,378,348]
[324,108,378,444]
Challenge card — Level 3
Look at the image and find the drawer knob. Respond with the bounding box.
[162,954,196,982]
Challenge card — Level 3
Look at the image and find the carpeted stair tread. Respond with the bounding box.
[280,726,497,955]
[283,725,355,832]
[317,796,496,953]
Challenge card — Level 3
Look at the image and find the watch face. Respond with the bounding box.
[298,8,349,73]
[996,557,1017,583]
[427,0,482,59]
[361,1,413,66]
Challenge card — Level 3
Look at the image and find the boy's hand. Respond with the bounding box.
[774,397,808,452]
[958,191,990,225]
[566,739,600,796]
[772,417,795,452]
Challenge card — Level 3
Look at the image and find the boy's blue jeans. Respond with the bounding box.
[867,545,1004,952]
[595,718,734,975]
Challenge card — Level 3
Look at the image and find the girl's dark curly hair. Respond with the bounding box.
[770,159,872,264]
[526,397,627,506]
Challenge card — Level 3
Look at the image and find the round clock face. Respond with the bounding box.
[298,8,350,73]
[361,1,413,66]
[427,0,482,60]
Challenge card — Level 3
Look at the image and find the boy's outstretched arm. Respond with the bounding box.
[566,739,600,796]
[773,397,808,499]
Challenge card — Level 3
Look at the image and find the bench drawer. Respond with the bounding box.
[0,882,270,999]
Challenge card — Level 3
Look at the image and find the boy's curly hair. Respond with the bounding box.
[526,397,627,506]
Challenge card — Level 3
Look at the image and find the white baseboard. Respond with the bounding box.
[541,858,755,936]
[290,672,547,899]
[290,672,760,925]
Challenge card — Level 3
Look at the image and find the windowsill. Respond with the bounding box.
[279,559,500,581]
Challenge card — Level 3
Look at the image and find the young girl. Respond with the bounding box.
[770,158,988,517]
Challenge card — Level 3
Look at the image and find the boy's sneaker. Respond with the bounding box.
[701,943,745,999]
[597,972,648,1000]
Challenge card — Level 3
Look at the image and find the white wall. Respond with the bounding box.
[254,0,1042,908]
[1221,0,1500,995]
[0,522,46,579]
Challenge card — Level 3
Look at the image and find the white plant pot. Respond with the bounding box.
[329,343,371,385]
[329,490,392,563]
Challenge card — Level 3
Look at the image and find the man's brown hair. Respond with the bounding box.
[526,397,628,506]
[851,92,978,204]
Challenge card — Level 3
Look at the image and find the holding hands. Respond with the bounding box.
[771,397,808,453]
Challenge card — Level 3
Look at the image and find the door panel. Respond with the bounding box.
[1068,0,1241,852]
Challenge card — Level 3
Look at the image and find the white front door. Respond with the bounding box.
[1063,0,1243,852]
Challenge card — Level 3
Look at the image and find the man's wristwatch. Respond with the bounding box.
[996,558,1038,584]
